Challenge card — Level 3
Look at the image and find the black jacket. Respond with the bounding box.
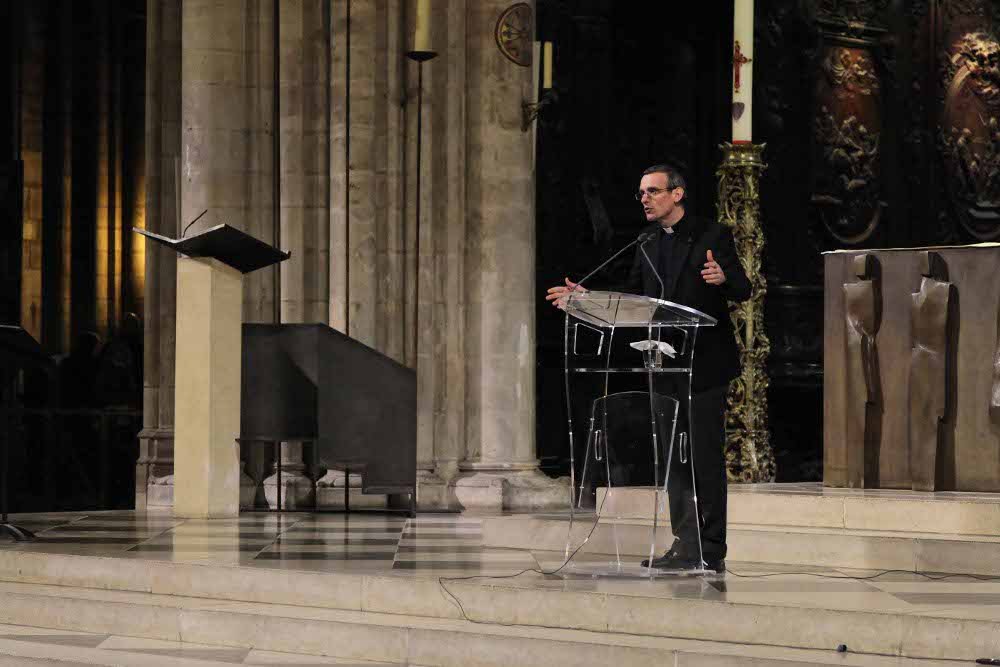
[624,215,751,392]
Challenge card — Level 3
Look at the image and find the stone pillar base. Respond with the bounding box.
[415,470,456,511]
[263,471,314,510]
[137,428,174,509]
[240,464,257,510]
[449,468,569,512]
[315,470,387,509]
[148,475,174,508]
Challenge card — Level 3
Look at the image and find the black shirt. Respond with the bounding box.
[654,214,691,300]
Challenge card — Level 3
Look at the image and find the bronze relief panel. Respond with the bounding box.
[937,2,1000,241]
[812,38,887,246]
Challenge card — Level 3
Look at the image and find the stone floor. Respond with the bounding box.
[0,622,393,665]
[1,487,1000,664]
[0,512,537,576]
[1,507,1000,623]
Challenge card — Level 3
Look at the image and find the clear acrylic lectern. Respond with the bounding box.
[548,290,717,577]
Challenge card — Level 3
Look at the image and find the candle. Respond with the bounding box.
[542,41,553,90]
[732,0,754,142]
[414,0,431,52]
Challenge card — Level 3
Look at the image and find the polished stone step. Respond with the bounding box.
[0,622,381,666]
[480,515,1000,576]
[0,551,997,663]
[598,485,1000,536]
[0,578,980,667]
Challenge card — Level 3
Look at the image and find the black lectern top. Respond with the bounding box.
[0,325,50,368]
[134,224,291,274]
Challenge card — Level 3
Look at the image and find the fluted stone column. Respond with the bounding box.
[181,0,275,514]
[138,0,181,509]
[263,0,330,509]
[18,1,44,341]
[449,0,565,511]
[325,0,408,503]
[407,0,476,509]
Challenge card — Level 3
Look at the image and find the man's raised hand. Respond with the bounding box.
[701,249,726,286]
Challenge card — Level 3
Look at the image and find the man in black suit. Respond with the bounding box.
[546,164,750,572]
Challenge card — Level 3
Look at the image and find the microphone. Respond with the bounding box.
[571,231,652,292]
[181,209,209,238]
[637,232,665,301]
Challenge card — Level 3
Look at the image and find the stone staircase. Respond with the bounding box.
[481,485,1000,576]
[0,543,994,665]
[0,487,999,665]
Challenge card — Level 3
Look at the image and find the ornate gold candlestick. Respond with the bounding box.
[717,142,774,482]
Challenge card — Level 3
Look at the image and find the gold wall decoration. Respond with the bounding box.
[717,142,774,483]
[495,3,532,67]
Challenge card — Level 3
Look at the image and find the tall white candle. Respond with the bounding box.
[542,41,553,90]
[732,0,754,142]
[414,0,431,52]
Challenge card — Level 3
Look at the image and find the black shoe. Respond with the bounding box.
[641,540,683,568]
[704,557,726,574]
[646,550,698,570]
[642,549,726,574]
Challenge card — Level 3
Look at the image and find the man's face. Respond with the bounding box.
[638,172,684,224]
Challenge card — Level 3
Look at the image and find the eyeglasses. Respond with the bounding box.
[634,187,677,201]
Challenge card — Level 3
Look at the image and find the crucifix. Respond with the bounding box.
[733,40,752,93]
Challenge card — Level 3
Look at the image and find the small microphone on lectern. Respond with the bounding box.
[181,209,209,238]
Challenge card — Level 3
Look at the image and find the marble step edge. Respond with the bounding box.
[520,516,1000,543]
[0,634,353,667]
[0,578,994,665]
[597,487,1000,536]
[482,516,1000,576]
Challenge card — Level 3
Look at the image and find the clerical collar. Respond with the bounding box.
[660,213,688,237]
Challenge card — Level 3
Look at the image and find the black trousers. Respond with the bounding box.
[666,384,728,560]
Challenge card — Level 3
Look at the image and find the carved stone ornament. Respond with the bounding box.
[939,30,1000,241]
[843,253,882,487]
[495,3,533,67]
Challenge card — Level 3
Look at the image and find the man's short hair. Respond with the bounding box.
[642,164,687,203]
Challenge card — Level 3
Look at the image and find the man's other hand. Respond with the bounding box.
[545,277,586,308]
[701,249,727,286]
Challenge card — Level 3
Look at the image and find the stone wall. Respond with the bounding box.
[142,0,566,512]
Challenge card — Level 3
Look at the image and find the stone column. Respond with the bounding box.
[263,0,330,509]
[450,0,564,511]
[324,0,406,504]
[19,1,44,341]
[181,0,275,509]
[407,0,469,508]
[138,0,181,509]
